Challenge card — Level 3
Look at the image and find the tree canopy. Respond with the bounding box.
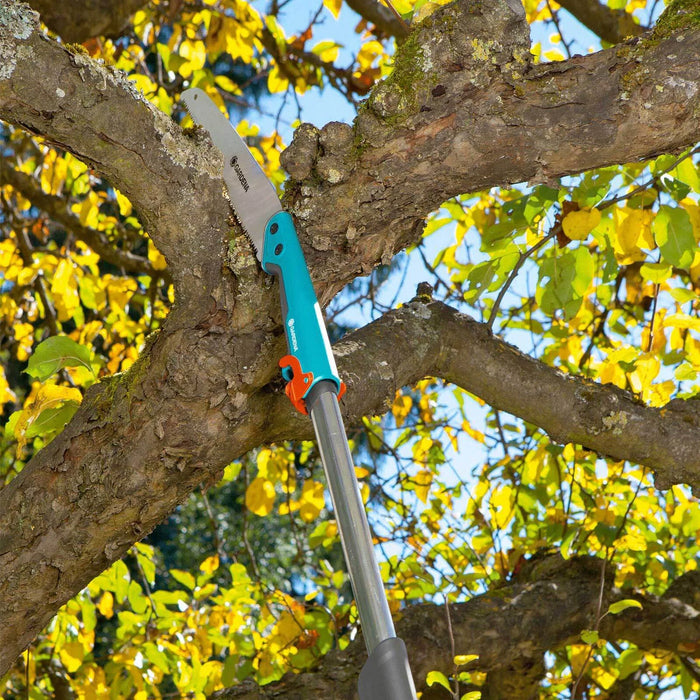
[1,0,699,697]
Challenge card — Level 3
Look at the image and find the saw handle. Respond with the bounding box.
[261,211,345,413]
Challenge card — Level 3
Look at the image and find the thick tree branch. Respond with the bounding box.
[211,555,700,699]
[26,0,147,42]
[280,298,700,493]
[0,159,162,277]
[280,3,700,298]
[0,2,228,303]
[345,0,410,40]
[557,0,645,44]
[2,0,700,679]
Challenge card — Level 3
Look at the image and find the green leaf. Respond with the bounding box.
[25,335,93,381]
[170,569,196,589]
[617,647,643,680]
[111,560,131,604]
[580,629,599,645]
[652,205,696,268]
[24,401,79,438]
[222,653,239,687]
[607,599,642,615]
[134,543,156,585]
[537,246,593,319]
[640,262,672,283]
[426,670,452,692]
[143,641,171,673]
[127,579,149,614]
[672,155,700,194]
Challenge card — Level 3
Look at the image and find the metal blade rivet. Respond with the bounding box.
[270,223,279,234]
[275,244,283,255]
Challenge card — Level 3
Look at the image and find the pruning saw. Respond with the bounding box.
[182,88,417,700]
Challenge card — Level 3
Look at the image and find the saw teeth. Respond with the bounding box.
[241,230,259,256]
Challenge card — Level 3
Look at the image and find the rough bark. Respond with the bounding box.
[1,0,699,680]
[210,555,700,699]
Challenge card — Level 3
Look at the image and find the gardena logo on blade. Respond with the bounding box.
[230,156,249,192]
[288,318,298,351]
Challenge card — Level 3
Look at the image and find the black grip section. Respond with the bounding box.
[263,261,288,321]
[358,637,417,700]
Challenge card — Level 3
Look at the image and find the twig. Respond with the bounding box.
[382,0,411,32]
[646,283,660,354]
[444,594,460,699]
[600,145,700,210]
[570,555,608,698]
[487,230,557,331]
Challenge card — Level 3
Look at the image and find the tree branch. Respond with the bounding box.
[26,0,148,42]
[292,297,700,493]
[280,2,700,300]
[211,555,700,699]
[0,3,228,303]
[345,0,410,40]
[557,0,645,44]
[0,159,162,277]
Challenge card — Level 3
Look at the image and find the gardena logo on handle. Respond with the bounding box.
[288,318,298,352]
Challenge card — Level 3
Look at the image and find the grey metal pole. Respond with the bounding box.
[306,381,417,700]
[306,380,395,652]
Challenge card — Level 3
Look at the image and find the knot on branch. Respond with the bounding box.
[281,121,354,186]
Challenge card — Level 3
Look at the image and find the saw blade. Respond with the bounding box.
[181,88,281,261]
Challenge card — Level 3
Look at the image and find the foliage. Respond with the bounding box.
[1,0,699,697]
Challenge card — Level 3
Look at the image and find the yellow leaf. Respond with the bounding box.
[543,48,565,61]
[105,275,137,312]
[200,555,219,574]
[681,199,700,242]
[59,641,85,673]
[562,208,601,241]
[614,207,654,256]
[13,383,83,455]
[179,39,206,71]
[267,64,289,94]
[214,74,240,93]
[323,0,342,19]
[299,480,325,522]
[454,653,479,666]
[245,477,275,516]
[489,485,514,529]
[148,241,168,271]
[0,366,16,404]
[97,591,114,619]
[414,469,433,503]
[114,188,132,217]
[462,419,485,444]
[392,392,412,427]
[51,258,80,322]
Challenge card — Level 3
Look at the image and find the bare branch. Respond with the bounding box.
[345,0,410,39]
[557,0,646,44]
[26,0,148,42]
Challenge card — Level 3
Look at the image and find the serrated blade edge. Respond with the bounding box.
[181,88,281,260]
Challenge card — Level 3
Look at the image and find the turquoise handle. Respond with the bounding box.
[261,211,343,409]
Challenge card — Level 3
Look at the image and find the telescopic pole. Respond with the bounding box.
[306,381,417,700]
